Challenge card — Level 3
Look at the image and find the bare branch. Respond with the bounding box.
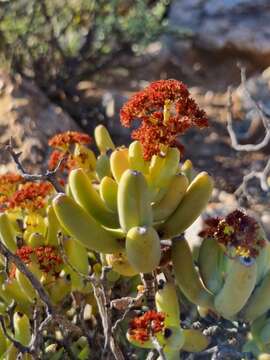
[112,306,133,334]
[150,335,166,360]
[58,233,125,360]
[234,157,270,198]
[6,300,17,334]
[1,139,64,192]
[140,272,156,308]
[0,316,29,354]
[110,292,145,312]
[146,350,156,360]
[226,66,270,198]
[28,306,53,357]
[0,241,54,315]
[226,86,270,152]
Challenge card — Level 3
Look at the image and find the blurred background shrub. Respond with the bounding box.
[0,0,175,89]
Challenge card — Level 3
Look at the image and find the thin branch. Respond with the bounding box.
[58,233,125,360]
[28,306,53,356]
[227,65,270,151]
[234,157,270,198]
[30,311,81,357]
[150,335,166,360]
[5,299,16,331]
[110,292,145,312]
[1,139,64,192]
[29,305,42,356]
[239,65,270,129]
[0,316,29,354]
[226,86,270,152]
[140,272,156,308]
[112,306,133,334]
[146,350,156,360]
[0,241,54,315]
[226,66,270,198]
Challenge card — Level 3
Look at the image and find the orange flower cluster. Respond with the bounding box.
[120,79,208,160]
[47,150,74,172]
[0,173,23,196]
[199,210,266,259]
[8,182,53,211]
[48,131,92,149]
[0,173,22,189]
[48,149,91,172]
[128,310,165,343]
[0,173,23,211]
[48,131,92,184]
[13,245,63,277]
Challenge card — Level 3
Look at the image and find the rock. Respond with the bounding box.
[0,71,79,172]
[168,0,270,65]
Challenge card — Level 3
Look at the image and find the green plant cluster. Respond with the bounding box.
[0,80,269,359]
[0,0,171,80]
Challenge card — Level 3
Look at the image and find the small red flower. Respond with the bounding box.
[48,134,92,185]
[0,173,23,212]
[0,173,23,195]
[120,79,208,159]
[48,150,66,171]
[48,150,78,188]
[0,173,22,186]
[199,210,266,258]
[128,310,165,343]
[8,182,53,211]
[48,131,92,149]
[12,245,63,278]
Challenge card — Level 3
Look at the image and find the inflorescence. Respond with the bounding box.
[120,79,208,159]
[199,210,266,258]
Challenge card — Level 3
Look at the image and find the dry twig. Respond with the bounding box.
[150,335,166,360]
[0,316,29,354]
[58,233,125,360]
[226,66,270,198]
[0,241,53,314]
[1,139,64,192]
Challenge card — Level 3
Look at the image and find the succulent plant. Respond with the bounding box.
[0,79,268,359]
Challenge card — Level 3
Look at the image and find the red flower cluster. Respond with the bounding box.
[13,245,63,277]
[0,173,23,211]
[47,150,75,172]
[0,173,22,194]
[48,131,92,149]
[8,182,53,211]
[120,79,208,159]
[48,132,92,184]
[48,150,66,171]
[199,210,266,258]
[128,310,165,343]
[0,173,22,187]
